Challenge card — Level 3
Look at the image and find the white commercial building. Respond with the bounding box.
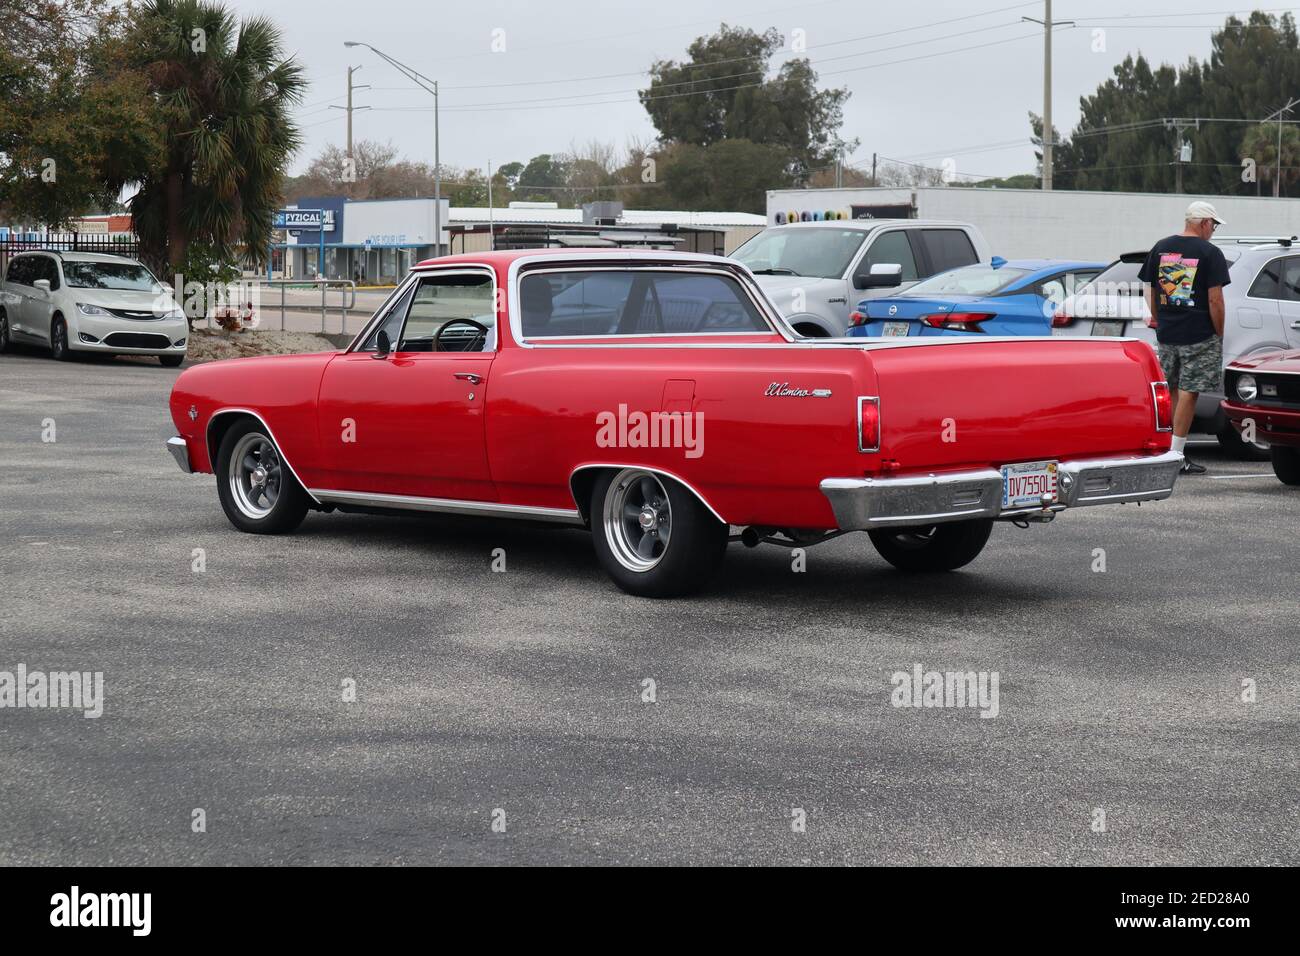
[766,186,1300,261]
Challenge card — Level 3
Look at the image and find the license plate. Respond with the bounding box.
[882,321,910,337]
[1090,320,1125,336]
[1001,460,1059,509]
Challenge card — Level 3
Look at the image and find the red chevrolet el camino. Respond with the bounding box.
[166,249,1182,597]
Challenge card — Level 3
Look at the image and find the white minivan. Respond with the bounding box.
[730,219,991,337]
[0,251,188,366]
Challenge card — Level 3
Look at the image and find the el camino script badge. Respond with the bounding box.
[765,382,832,398]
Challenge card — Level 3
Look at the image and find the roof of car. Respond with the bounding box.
[414,248,735,269]
[760,219,972,231]
[12,250,142,264]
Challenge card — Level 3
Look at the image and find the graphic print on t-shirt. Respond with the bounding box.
[1157,253,1199,307]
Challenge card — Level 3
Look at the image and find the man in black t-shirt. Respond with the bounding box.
[1138,201,1231,475]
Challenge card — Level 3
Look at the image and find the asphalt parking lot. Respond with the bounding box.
[1,348,1296,866]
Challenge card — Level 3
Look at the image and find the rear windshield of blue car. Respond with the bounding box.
[905,264,1032,297]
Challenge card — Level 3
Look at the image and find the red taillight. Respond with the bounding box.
[1051,309,1074,328]
[858,396,880,452]
[920,311,993,331]
[1152,381,1173,432]
[848,310,868,327]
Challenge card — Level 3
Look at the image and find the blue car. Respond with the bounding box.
[846,257,1106,338]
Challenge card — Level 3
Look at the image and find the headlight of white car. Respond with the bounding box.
[1236,374,1257,401]
[77,303,109,316]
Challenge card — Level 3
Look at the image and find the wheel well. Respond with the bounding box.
[568,465,726,526]
[792,321,830,338]
[206,411,258,471]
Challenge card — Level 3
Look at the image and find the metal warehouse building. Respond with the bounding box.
[766,186,1300,261]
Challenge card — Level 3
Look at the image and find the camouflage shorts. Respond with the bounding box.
[1157,336,1222,394]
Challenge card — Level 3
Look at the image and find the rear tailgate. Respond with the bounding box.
[866,338,1167,471]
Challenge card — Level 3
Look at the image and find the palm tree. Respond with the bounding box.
[127,0,305,273]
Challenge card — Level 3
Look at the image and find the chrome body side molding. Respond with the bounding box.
[308,488,585,525]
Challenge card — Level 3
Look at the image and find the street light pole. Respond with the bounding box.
[343,41,443,256]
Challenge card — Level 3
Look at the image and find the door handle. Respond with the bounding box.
[454,372,482,384]
[1291,320,1300,330]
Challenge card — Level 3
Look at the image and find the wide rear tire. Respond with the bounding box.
[215,419,309,534]
[1271,445,1300,486]
[590,468,728,598]
[868,519,994,572]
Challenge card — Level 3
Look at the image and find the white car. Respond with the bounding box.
[729,219,991,337]
[0,251,188,366]
[1052,238,1300,458]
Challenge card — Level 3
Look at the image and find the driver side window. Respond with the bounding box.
[362,271,495,352]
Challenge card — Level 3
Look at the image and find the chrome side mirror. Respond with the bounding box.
[373,329,392,359]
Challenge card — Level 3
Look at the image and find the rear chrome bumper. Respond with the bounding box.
[820,450,1182,531]
[166,436,192,474]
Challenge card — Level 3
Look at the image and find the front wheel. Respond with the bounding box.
[1271,445,1300,486]
[215,420,310,533]
[0,309,11,353]
[591,468,728,597]
[159,354,184,368]
[1217,423,1270,461]
[868,519,994,572]
[50,315,70,361]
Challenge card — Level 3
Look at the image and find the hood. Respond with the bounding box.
[750,274,843,315]
[1228,348,1300,373]
[68,287,183,315]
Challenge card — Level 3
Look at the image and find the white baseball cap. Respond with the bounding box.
[1186,200,1224,225]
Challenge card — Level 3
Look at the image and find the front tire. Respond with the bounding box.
[0,308,11,353]
[50,315,70,361]
[591,468,727,597]
[868,519,993,572]
[159,354,184,368]
[215,420,309,533]
[1271,445,1300,486]
[1217,423,1270,461]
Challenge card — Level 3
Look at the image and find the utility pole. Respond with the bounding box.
[344,42,442,256]
[329,66,371,163]
[1024,2,1074,191]
[871,152,877,186]
[1263,98,1300,198]
[1164,118,1199,194]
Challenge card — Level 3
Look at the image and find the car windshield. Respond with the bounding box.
[732,227,868,279]
[905,263,1031,297]
[62,260,160,292]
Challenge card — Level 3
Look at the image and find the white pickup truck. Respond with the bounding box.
[730,219,991,337]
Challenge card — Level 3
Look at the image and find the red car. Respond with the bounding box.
[1222,350,1300,486]
[166,250,1182,597]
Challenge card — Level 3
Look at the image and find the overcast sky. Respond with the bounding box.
[227,0,1265,188]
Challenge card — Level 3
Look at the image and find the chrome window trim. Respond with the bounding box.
[308,488,583,525]
[206,407,321,505]
[347,264,498,354]
[505,253,797,347]
[857,395,881,452]
[346,271,421,352]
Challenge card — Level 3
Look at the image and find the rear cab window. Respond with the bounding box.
[517,268,774,340]
[919,229,979,275]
